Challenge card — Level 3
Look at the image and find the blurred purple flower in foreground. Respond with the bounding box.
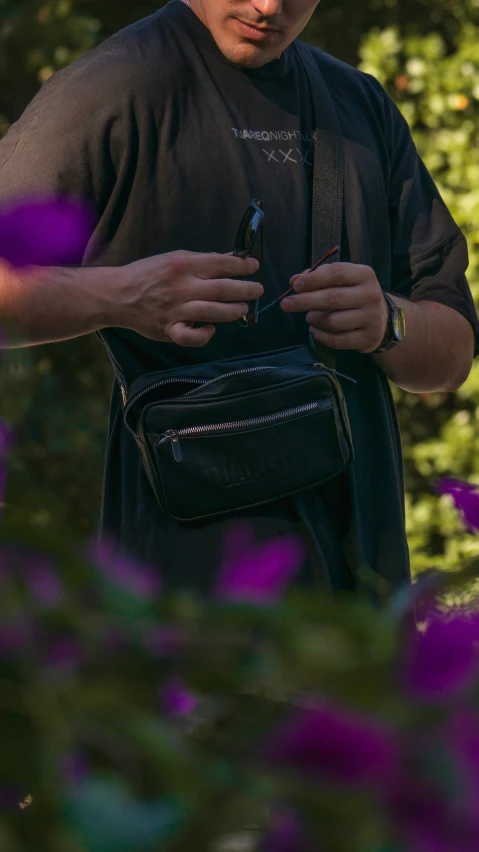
[21,554,63,608]
[141,625,185,658]
[436,479,479,533]
[91,539,162,600]
[60,752,89,788]
[262,808,315,852]
[401,614,479,701]
[388,766,479,852]
[215,525,305,606]
[264,701,399,787]
[388,773,453,852]
[161,677,198,717]
[0,195,95,268]
[46,636,82,673]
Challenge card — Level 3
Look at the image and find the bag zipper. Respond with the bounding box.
[184,365,276,396]
[124,378,205,439]
[124,362,354,441]
[124,366,276,439]
[157,400,321,464]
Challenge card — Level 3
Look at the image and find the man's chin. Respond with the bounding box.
[216,40,279,69]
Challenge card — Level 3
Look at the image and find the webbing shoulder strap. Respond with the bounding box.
[294,41,345,370]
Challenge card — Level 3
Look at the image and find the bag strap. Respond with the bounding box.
[294,41,345,370]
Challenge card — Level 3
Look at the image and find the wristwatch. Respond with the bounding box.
[373,292,406,353]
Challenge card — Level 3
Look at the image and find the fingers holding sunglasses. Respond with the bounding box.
[167,321,216,348]
[197,278,264,303]
[165,295,254,346]
[179,300,252,324]
[281,281,371,314]
[194,252,260,280]
[289,263,373,292]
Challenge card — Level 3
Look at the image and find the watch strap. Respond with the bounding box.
[374,292,401,353]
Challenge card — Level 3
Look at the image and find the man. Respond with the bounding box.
[0,0,477,594]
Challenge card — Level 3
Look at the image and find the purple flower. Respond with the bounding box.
[141,625,185,658]
[262,808,315,852]
[21,556,63,608]
[436,479,479,533]
[387,767,479,852]
[263,701,399,787]
[60,752,89,788]
[46,637,82,672]
[401,615,479,701]
[91,539,162,600]
[161,677,198,717]
[388,773,451,852]
[0,195,95,268]
[215,528,305,606]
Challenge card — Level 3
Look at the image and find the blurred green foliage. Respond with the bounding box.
[0,510,477,852]
[0,0,478,570]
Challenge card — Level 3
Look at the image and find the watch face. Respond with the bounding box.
[392,307,406,341]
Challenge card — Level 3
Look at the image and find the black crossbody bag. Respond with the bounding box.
[118,41,355,523]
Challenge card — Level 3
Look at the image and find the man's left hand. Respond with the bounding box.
[281,262,389,354]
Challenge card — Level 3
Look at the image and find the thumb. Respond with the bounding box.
[167,321,216,348]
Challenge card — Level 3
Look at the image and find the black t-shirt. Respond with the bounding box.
[1,0,478,594]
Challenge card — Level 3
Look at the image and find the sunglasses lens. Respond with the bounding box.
[234,206,263,258]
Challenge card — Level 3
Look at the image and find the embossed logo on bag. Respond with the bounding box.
[202,454,284,488]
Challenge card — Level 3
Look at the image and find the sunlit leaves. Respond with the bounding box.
[359,7,479,576]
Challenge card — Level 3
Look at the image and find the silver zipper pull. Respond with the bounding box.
[314,363,357,384]
[164,430,183,462]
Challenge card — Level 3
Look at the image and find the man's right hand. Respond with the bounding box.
[117,251,263,347]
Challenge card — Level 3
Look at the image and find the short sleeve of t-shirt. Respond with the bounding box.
[0,42,140,213]
[383,88,479,354]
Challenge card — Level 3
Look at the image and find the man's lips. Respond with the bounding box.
[233,18,282,40]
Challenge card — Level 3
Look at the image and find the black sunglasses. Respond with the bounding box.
[233,198,264,327]
[233,198,340,328]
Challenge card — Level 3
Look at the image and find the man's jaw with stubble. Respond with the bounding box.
[178,0,288,68]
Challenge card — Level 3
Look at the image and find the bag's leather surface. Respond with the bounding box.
[124,344,354,521]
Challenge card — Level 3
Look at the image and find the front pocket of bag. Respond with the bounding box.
[152,399,350,521]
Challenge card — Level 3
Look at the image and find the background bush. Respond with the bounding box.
[0,0,478,570]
